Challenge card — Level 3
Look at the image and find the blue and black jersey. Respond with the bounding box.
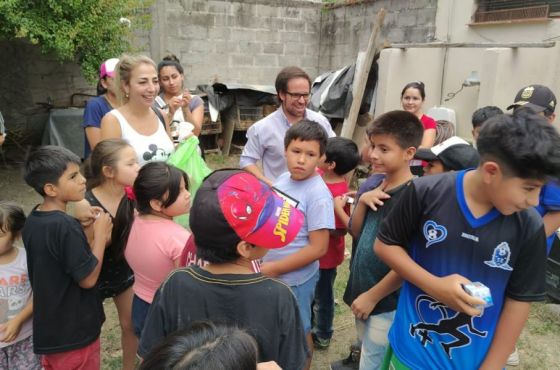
[377,170,547,370]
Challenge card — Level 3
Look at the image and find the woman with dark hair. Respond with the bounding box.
[157,54,204,137]
[400,81,437,175]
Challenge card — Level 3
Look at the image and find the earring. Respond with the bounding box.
[125,93,129,99]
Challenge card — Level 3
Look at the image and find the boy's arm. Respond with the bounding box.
[351,270,402,320]
[79,212,112,289]
[374,239,483,316]
[479,298,530,370]
[260,229,329,277]
[0,299,33,342]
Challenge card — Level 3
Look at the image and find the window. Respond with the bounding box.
[474,1,560,23]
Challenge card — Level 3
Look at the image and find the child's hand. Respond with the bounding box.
[359,181,390,211]
[257,361,282,370]
[93,212,113,245]
[351,292,378,320]
[76,205,104,228]
[0,318,23,343]
[259,262,279,278]
[430,274,486,317]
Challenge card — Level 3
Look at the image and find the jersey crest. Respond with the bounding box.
[423,220,447,248]
[484,242,513,271]
[410,294,488,359]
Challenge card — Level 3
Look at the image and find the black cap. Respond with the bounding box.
[507,85,557,115]
[415,136,479,171]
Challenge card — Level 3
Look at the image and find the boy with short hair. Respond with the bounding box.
[139,169,307,370]
[414,136,479,176]
[471,106,503,141]
[22,146,112,369]
[312,137,361,349]
[341,110,424,369]
[375,107,560,369]
[260,120,334,367]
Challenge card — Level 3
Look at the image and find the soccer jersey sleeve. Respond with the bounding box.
[506,224,547,302]
[376,181,422,250]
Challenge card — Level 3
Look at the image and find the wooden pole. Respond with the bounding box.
[389,41,556,49]
[340,9,386,139]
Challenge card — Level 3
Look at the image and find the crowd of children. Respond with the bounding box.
[1,53,560,370]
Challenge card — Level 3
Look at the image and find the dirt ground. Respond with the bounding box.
[1,154,559,369]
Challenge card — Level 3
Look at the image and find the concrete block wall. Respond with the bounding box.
[151,0,323,87]
[318,0,438,71]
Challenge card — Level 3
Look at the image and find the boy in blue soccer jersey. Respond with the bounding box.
[374,107,560,370]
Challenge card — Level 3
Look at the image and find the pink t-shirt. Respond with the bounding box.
[125,217,189,303]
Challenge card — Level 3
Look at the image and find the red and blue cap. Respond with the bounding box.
[190,169,304,250]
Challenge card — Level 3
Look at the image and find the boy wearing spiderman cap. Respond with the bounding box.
[139,169,308,370]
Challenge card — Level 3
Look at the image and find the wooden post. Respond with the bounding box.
[340,8,386,139]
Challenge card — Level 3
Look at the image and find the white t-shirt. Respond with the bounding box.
[0,248,33,348]
[110,109,175,166]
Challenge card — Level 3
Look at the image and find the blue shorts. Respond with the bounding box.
[290,271,320,334]
[132,294,151,338]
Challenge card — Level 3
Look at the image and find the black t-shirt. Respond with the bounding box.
[139,266,308,370]
[22,208,105,354]
[376,171,546,368]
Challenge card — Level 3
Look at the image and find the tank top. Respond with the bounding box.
[109,109,174,166]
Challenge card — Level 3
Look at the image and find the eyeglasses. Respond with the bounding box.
[285,91,310,100]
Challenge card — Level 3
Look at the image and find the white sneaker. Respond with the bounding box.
[507,347,520,366]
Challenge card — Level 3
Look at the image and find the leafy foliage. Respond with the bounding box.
[0,0,154,82]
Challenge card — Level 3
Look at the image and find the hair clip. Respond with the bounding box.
[125,186,136,201]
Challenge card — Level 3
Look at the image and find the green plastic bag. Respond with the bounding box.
[167,136,212,228]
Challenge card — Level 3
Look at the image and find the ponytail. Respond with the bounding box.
[111,190,136,260]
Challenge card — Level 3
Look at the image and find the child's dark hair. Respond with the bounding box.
[139,321,258,370]
[0,201,26,241]
[83,139,133,190]
[401,81,426,100]
[112,162,189,258]
[157,54,184,76]
[366,110,424,149]
[472,106,503,129]
[477,107,560,180]
[325,137,360,175]
[284,119,328,156]
[23,146,81,196]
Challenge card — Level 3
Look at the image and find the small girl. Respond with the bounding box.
[112,161,191,338]
[75,138,140,370]
[0,201,41,369]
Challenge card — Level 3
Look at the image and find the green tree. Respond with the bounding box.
[0,0,154,82]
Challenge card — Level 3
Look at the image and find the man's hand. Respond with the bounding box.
[351,292,378,320]
[257,361,282,370]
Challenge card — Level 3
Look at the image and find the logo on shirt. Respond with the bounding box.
[461,232,479,242]
[143,143,170,162]
[484,242,513,271]
[410,294,487,359]
[423,220,447,248]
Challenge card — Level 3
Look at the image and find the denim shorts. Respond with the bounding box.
[290,271,320,334]
[355,310,396,370]
[132,294,151,338]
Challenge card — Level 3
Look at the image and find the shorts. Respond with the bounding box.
[0,335,41,370]
[41,337,100,370]
[290,271,320,334]
[132,294,151,338]
[380,344,411,370]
